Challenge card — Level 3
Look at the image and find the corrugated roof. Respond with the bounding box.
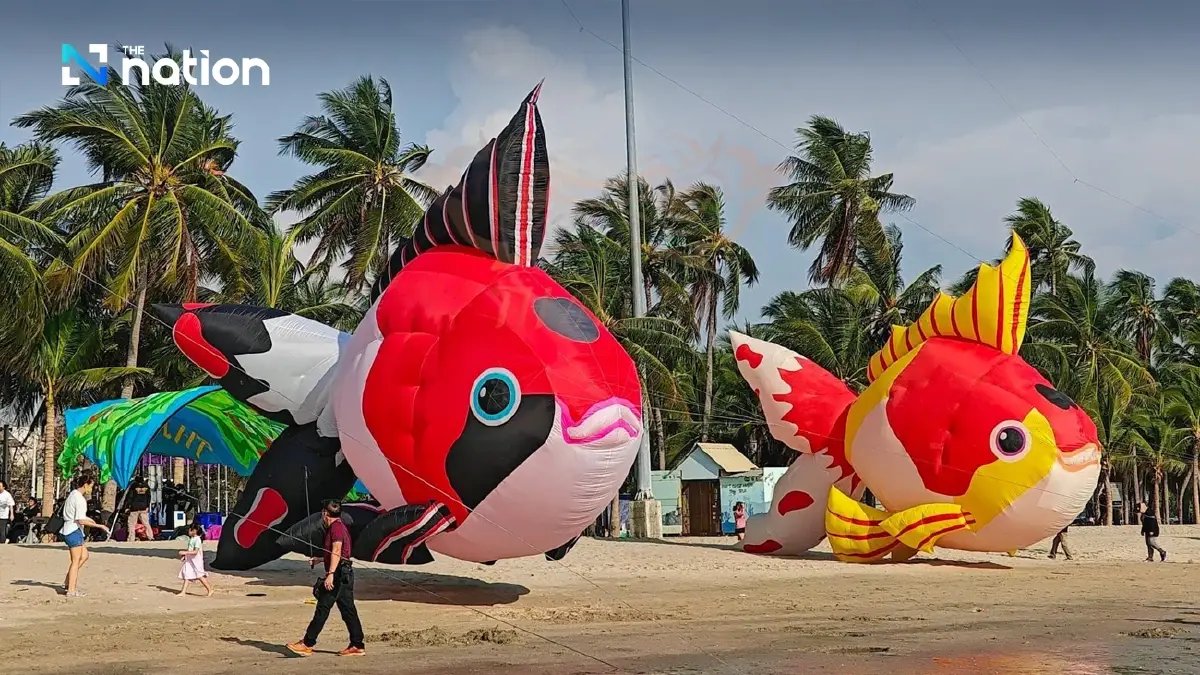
[694,443,758,474]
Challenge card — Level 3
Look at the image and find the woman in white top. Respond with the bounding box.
[61,471,109,597]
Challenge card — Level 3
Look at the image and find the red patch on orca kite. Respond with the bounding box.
[172,312,230,378]
[735,343,764,369]
[234,487,288,548]
[778,490,814,515]
[743,539,783,554]
[181,302,214,310]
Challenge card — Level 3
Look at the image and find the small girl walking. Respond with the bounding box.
[178,523,213,597]
[733,502,748,542]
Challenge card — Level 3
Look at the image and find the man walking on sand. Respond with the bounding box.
[1139,502,1167,562]
[1048,525,1073,560]
[287,501,365,658]
[125,474,153,542]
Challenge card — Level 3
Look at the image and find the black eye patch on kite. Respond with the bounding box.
[534,297,600,343]
[1035,383,1076,410]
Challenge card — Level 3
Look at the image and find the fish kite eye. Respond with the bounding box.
[989,420,1031,461]
[471,368,521,426]
[1035,383,1075,410]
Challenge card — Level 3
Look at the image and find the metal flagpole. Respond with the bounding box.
[621,0,654,503]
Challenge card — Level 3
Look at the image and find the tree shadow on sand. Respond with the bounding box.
[76,543,529,607]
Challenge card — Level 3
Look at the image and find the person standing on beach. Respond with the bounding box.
[1139,502,1167,562]
[1048,525,1073,560]
[733,502,748,542]
[125,474,153,542]
[61,472,110,597]
[0,480,15,544]
[287,501,365,658]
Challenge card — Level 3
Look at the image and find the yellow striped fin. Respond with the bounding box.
[880,504,977,554]
[866,234,1032,383]
[825,487,899,563]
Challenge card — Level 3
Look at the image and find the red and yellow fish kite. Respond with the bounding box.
[732,235,1101,562]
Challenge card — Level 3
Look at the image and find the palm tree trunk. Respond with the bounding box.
[1192,439,1199,524]
[1101,457,1114,525]
[1132,453,1142,509]
[1153,471,1162,523]
[701,292,718,442]
[41,386,57,517]
[105,283,149,513]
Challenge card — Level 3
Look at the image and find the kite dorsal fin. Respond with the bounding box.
[866,234,1031,382]
[370,81,549,303]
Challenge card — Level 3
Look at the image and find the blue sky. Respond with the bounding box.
[1,0,1198,323]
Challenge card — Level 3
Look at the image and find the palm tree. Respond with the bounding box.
[670,183,758,440]
[1107,270,1167,364]
[766,115,914,284]
[205,225,366,332]
[1165,372,1200,524]
[758,288,875,391]
[1128,394,1189,523]
[0,142,62,340]
[266,76,438,290]
[1003,197,1092,295]
[572,175,692,328]
[12,310,148,514]
[13,49,264,506]
[843,224,941,346]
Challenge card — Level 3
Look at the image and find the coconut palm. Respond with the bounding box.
[1106,270,1167,364]
[758,288,875,391]
[205,226,366,332]
[766,115,914,284]
[1164,372,1200,524]
[1003,197,1092,295]
[1127,394,1189,523]
[13,50,264,507]
[0,142,62,339]
[843,225,941,346]
[572,174,692,327]
[670,183,758,440]
[12,310,148,514]
[266,76,438,290]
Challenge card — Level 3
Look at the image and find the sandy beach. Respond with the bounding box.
[2,526,1200,674]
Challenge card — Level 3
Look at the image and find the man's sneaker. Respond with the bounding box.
[1161,551,1168,562]
[286,642,313,657]
[339,646,366,657]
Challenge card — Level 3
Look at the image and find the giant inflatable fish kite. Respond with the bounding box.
[731,235,1101,562]
[152,84,644,570]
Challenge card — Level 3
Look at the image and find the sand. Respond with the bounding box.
[2,526,1200,674]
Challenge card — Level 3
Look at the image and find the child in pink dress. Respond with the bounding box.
[733,502,748,541]
[178,523,213,597]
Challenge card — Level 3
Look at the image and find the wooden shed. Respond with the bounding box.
[671,443,758,536]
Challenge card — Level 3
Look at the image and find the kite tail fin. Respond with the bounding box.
[212,423,356,571]
[150,303,346,431]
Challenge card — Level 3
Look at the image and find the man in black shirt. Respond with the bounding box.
[125,475,153,542]
[1139,502,1167,562]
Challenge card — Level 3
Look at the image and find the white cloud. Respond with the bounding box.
[421,26,780,237]
[418,25,1200,309]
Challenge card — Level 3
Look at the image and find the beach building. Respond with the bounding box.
[651,443,788,536]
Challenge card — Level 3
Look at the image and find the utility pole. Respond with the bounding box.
[621,0,661,538]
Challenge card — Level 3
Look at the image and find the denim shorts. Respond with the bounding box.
[61,529,85,549]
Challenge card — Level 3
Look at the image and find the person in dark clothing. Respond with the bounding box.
[287,501,365,658]
[1139,502,1167,562]
[1048,525,1073,560]
[125,475,153,542]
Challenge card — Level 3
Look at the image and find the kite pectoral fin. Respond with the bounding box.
[352,501,456,564]
[825,487,898,563]
[879,503,976,554]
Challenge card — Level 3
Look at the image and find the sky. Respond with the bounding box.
[1,0,1198,324]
